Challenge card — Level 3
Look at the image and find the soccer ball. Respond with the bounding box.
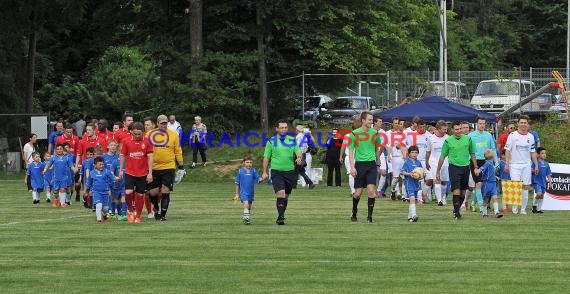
[411,167,424,180]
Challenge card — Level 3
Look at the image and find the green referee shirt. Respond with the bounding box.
[440,134,474,167]
[263,135,301,171]
[348,127,382,162]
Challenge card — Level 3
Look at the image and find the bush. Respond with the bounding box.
[534,115,570,164]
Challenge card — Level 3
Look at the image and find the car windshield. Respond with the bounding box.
[426,83,457,97]
[304,97,320,108]
[474,81,520,96]
[333,98,368,109]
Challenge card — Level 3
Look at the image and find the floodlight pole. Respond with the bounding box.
[566,0,570,89]
[437,0,448,99]
[302,71,305,120]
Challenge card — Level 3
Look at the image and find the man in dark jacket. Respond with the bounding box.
[326,128,342,187]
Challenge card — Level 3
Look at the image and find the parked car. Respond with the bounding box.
[320,96,379,126]
[471,79,533,114]
[295,95,333,121]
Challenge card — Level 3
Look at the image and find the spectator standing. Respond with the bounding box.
[190,116,208,167]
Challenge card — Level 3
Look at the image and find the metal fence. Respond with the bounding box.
[266,68,567,123]
[387,67,566,105]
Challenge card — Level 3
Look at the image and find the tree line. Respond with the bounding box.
[0,0,566,132]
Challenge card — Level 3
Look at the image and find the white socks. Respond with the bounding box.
[377,176,386,192]
[521,189,529,211]
[408,203,417,218]
[435,184,442,202]
[59,192,66,205]
[493,201,499,214]
[96,203,103,221]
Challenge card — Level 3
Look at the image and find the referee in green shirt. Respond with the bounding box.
[263,119,303,225]
[436,121,477,219]
[348,111,383,223]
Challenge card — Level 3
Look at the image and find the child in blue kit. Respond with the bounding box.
[87,156,118,223]
[476,150,503,219]
[532,147,552,214]
[43,152,53,204]
[43,144,76,208]
[111,158,128,221]
[61,142,76,205]
[79,147,95,209]
[25,152,45,205]
[234,154,262,225]
[497,150,511,213]
[102,141,119,215]
[402,146,422,222]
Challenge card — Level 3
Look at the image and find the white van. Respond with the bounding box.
[470,79,533,114]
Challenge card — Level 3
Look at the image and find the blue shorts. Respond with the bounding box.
[482,182,497,199]
[112,188,125,199]
[92,191,110,206]
[32,187,44,193]
[406,189,421,199]
[534,184,547,194]
[53,179,68,190]
[240,194,254,203]
[43,179,53,190]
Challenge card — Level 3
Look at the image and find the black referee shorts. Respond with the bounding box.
[354,161,378,189]
[271,170,297,195]
[449,164,470,191]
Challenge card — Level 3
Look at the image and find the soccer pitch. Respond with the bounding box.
[1,176,568,293]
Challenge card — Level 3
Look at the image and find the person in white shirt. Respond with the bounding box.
[340,115,362,197]
[372,117,387,197]
[425,120,449,205]
[405,119,431,202]
[295,125,315,188]
[504,115,539,214]
[167,115,182,136]
[386,117,407,200]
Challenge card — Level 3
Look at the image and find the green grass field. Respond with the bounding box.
[1,171,569,293]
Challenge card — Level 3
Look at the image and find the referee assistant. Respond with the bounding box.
[436,121,477,219]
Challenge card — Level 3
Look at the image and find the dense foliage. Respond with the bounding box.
[0,0,568,131]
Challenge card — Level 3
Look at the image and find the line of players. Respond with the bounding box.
[25,114,183,223]
[342,114,552,222]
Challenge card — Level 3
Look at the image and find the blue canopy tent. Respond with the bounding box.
[376,96,495,123]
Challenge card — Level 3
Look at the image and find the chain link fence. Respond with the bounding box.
[266,68,568,123]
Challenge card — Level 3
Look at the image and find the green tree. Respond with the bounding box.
[85,46,159,119]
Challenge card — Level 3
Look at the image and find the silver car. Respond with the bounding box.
[321,96,379,126]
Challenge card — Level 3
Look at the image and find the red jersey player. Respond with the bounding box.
[119,122,153,224]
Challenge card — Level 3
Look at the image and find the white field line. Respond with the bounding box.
[0,214,91,226]
[0,259,564,266]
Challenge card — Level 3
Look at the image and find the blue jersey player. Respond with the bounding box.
[43,144,76,208]
[111,158,128,221]
[401,146,422,222]
[477,150,503,219]
[43,152,54,203]
[25,152,45,205]
[532,147,552,214]
[234,154,262,224]
[87,156,117,223]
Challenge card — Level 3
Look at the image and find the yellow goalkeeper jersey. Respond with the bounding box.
[150,128,183,170]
